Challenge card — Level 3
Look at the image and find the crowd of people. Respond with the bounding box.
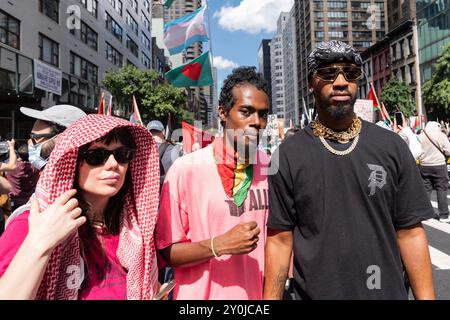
[0,40,446,300]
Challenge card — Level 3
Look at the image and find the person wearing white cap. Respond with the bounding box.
[20,105,86,171]
[147,120,182,190]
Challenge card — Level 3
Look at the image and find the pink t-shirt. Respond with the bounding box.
[0,212,127,300]
[155,144,269,300]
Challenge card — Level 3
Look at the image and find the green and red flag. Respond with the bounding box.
[165,51,213,87]
[367,83,380,112]
[367,83,391,123]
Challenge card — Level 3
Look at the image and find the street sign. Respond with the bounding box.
[33,59,62,96]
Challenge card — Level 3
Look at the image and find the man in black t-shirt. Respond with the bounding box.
[264,41,435,300]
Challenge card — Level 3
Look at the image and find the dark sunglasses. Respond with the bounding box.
[29,132,57,145]
[314,65,363,82]
[80,147,134,166]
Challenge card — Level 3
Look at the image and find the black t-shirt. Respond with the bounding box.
[268,120,434,300]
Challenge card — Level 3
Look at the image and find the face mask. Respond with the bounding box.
[28,142,47,170]
[28,135,57,170]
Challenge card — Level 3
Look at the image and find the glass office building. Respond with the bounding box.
[417,0,450,82]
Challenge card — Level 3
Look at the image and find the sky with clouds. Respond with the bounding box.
[204,0,294,91]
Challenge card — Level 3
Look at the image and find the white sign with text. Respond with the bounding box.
[34,59,62,96]
[354,99,374,123]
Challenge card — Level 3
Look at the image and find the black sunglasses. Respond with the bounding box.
[80,147,134,166]
[29,132,57,145]
[314,65,363,82]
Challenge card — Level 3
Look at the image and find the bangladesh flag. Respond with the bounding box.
[165,51,213,87]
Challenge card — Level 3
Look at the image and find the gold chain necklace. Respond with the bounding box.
[310,116,362,144]
[311,116,362,156]
[318,135,359,156]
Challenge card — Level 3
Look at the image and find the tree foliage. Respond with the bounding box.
[381,77,416,118]
[423,42,450,120]
[102,65,191,127]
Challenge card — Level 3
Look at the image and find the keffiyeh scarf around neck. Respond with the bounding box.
[213,138,253,207]
[30,114,160,300]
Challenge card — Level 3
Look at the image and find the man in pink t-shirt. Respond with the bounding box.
[155,67,270,300]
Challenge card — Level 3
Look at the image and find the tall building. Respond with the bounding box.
[416,0,450,83]
[270,12,289,122]
[386,0,422,114]
[360,0,419,100]
[0,0,153,139]
[257,39,272,112]
[162,0,213,127]
[294,0,388,114]
[282,7,299,128]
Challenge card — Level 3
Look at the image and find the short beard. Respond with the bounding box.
[319,96,356,120]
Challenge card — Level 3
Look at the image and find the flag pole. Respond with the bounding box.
[205,0,214,68]
[205,0,216,130]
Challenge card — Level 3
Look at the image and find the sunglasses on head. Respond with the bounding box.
[80,147,134,166]
[314,65,363,82]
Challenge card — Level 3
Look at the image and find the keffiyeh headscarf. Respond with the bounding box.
[32,115,160,300]
[307,40,363,77]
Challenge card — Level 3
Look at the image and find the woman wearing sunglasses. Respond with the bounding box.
[0,115,160,300]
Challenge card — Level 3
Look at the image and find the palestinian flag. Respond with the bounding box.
[130,95,144,126]
[367,83,380,112]
[165,51,213,87]
[213,138,253,208]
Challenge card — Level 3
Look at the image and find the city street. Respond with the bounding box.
[421,190,450,300]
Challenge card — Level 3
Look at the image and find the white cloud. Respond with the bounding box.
[214,0,294,34]
[213,56,239,70]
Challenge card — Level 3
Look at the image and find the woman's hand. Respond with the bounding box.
[27,189,86,256]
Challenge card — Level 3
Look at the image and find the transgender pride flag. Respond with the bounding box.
[164,6,209,55]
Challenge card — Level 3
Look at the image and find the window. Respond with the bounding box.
[142,11,150,32]
[143,0,150,14]
[39,33,59,67]
[328,1,347,9]
[39,0,59,23]
[130,0,138,14]
[126,36,138,57]
[141,52,151,69]
[328,11,347,19]
[106,42,123,67]
[108,0,123,16]
[126,12,138,36]
[78,0,98,18]
[0,10,20,49]
[141,33,151,51]
[70,52,98,83]
[70,20,98,51]
[106,12,123,41]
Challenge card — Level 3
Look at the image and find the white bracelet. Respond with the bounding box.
[211,237,219,258]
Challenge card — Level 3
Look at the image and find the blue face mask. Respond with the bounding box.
[28,142,48,170]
